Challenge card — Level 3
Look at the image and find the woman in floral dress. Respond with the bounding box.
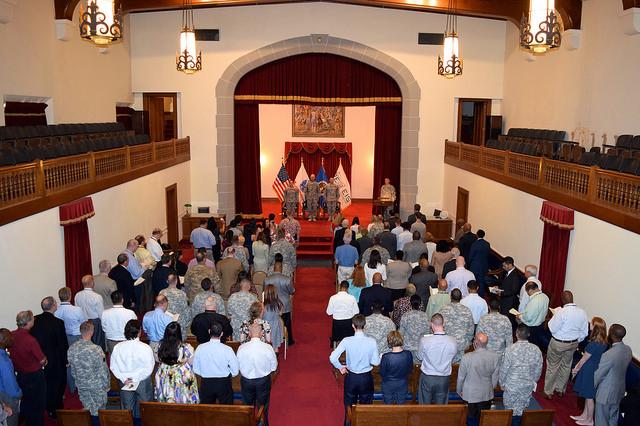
[154,322,199,404]
[239,301,272,345]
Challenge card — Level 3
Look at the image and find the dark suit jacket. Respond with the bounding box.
[410,268,438,306]
[109,264,135,309]
[442,258,456,279]
[407,212,427,225]
[469,239,490,277]
[31,312,68,375]
[333,227,360,254]
[191,311,233,344]
[499,269,522,313]
[378,231,397,260]
[152,265,174,295]
[358,285,394,317]
[357,237,373,261]
[458,232,478,261]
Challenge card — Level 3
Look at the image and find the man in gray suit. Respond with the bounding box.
[594,324,633,426]
[93,260,117,309]
[456,332,500,424]
[385,251,413,301]
[264,255,296,345]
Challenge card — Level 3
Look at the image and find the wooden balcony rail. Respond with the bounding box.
[0,137,191,226]
[444,140,640,234]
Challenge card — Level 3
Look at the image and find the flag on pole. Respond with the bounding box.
[334,159,352,210]
[272,162,292,202]
[294,160,309,216]
[316,161,329,210]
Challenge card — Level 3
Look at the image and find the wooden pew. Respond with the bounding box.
[140,402,263,426]
[520,409,555,426]
[479,409,513,426]
[56,410,92,426]
[349,404,467,426]
[98,409,134,426]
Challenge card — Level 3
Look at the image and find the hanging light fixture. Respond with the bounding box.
[438,0,462,78]
[79,0,123,46]
[520,0,562,54]
[176,0,202,74]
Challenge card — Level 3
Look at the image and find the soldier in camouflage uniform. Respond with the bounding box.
[361,242,391,265]
[283,182,299,218]
[159,274,190,340]
[183,253,221,302]
[67,321,109,416]
[476,299,513,359]
[269,228,297,278]
[226,280,258,341]
[499,325,543,417]
[304,174,320,221]
[438,289,475,364]
[190,278,226,318]
[363,302,396,356]
[399,296,431,362]
[324,177,340,222]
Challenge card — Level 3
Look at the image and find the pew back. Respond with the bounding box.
[56,410,92,426]
[349,404,467,426]
[98,409,134,426]
[140,402,258,426]
[479,409,513,426]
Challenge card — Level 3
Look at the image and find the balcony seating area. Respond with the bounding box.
[0,123,150,166]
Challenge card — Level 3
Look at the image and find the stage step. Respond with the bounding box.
[297,242,332,252]
[298,235,333,243]
[298,249,333,260]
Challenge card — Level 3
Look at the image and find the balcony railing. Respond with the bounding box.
[0,137,190,226]
[444,140,640,234]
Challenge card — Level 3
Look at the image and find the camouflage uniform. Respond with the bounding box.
[363,313,396,356]
[283,187,299,217]
[190,290,226,318]
[499,341,543,416]
[304,181,321,220]
[227,291,258,341]
[67,339,109,416]
[269,239,297,277]
[438,302,475,364]
[477,311,513,358]
[324,183,340,219]
[159,287,191,340]
[183,265,221,303]
[361,245,391,265]
[399,309,431,362]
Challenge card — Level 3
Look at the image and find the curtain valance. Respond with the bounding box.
[284,142,352,161]
[540,201,575,230]
[59,197,95,226]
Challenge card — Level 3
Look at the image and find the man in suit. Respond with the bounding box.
[385,251,412,301]
[264,256,296,345]
[31,297,68,418]
[410,255,438,308]
[457,223,477,261]
[191,297,233,344]
[217,249,243,298]
[108,253,136,310]
[332,218,349,252]
[356,229,373,262]
[358,272,393,317]
[407,203,427,225]
[490,256,521,328]
[468,229,490,296]
[151,254,174,296]
[377,223,397,261]
[594,324,633,426]
[457,332,500,425]
[442,247,460,279]
[93,260,117,309]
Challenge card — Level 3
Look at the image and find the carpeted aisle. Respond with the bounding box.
[269,266,344,426]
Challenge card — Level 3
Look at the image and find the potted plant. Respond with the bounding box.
[184,203,192,216]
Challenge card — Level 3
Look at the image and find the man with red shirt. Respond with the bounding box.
[10,311,47,426]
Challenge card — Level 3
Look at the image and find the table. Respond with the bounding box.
[425,217,453,241]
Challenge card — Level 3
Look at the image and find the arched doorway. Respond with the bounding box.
[215,34,420,218]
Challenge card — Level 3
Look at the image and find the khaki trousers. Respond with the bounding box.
[543,338,578,394]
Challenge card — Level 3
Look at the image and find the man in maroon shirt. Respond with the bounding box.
[10,311,47,426]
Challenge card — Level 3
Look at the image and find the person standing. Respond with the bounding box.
[146,228,164,262]
[379,331,413,405]
[67,321,109,416]
[543,290,588,400]
[191,297,233,345]
[425,279,451,320]
[217,249,243,298]
[264,260,296,345]
[237,323,278,426]
[399,295,431,362]
[74,275,106,350]
[476,299,513,359]
[386,251,412,301]
[154,322,199,404]
[457,223,477,261]
[490,256,522,328]
[516,282,549,351]
[410,216,427,241]
[410,255,438,308]
[358,272,393,317]
[363,302,396,356]
[594,324,633,426]
[326,281,359,346]
[445,256,475,298]
[190,219,216,261]
[184,252,220,303]
[227,280,259,341]
[283,181,299,219]
[324,177,340,222]
[518,265,542,313]
[110,320,155,419]
[31,297,68,418]
[335,233,359,283]
[460,281,488,326]
[0,329,21,426]
[109,254,136,310]
[456,333,500,425]
[304,174,320,221]
[329,314,379,423]
[396,223,413,252]
[407,204,427,225]
[159,273,191,340]
[438,289,475,364]
[55,287,86,347]
[468,230,490,296]
[93,260,118,309]
[379,177,396,218]
[193,322,239,404]
[101,292,137,353]
[416,313,457,404]
[403,232,427,264]
[377,224,397,261]
[142,295,173,359]
[269,228,297,278]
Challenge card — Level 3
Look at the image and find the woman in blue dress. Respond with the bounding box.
[570,317,608,426]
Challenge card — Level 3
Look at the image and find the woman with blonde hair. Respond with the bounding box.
[570,317,608,426]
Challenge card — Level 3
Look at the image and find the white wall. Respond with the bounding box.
[443,165,640,356]
[129,2,507,213]
[0,0,132,124]
[502,0,640,147]
[259,105,375,198]
[0,163,191,330]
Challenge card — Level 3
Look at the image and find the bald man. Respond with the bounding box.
[457,332,500,423]
[358,272,393,317]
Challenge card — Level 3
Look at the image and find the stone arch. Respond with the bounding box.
[215,34,420,218]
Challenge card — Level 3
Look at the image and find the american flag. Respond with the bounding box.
[272,163,292,201]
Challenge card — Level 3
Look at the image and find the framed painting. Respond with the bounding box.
[292,105,345,138]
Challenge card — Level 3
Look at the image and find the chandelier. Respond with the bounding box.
[520,0,562,53]
[438,0,462,78]
[79,0,122,46]
[176,0,202,74]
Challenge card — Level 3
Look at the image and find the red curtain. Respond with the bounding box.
[538,201,575,307]
[284,142,352,183]
[59,197,95,294]
[374,105,402,204]
[234,103,262,214]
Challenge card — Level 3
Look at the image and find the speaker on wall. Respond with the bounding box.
[485,115,502,141]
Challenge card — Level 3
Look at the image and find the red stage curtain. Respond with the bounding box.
[59,197,95,294]
[538,201,575,307]
[374,104,402,206]
[284,142,352,183]
[234,103,262,214]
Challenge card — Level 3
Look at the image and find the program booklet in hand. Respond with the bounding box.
[122,381,139,391]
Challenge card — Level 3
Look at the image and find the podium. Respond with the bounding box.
[425,217,453,240]
[372,199,394,215]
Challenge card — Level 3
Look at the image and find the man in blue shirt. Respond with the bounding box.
[0,328,21,426]
[142,295,173,360]
[54,287,87,393]
[335,232,359,283]
[190,219,216,261]
[329,314,379,425]
[124,240,145,280]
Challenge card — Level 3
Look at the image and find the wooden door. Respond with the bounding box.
[456,187,469,224]
[457,99,492,146]
[143,93,178,142]
[165,184,179,249]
